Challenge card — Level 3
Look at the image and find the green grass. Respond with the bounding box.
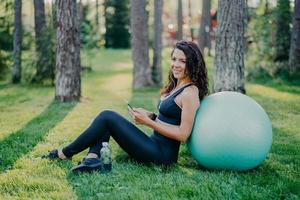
[0,49,299,199]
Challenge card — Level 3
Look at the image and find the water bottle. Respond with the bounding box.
[100,142,112,173]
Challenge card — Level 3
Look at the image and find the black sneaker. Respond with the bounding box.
[42,149,59,160]
[42,149,71,160]
[71,158,102,173]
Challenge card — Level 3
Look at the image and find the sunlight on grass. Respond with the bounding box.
[247,84,300,102]
[247,83,300,141]
[0,86,53,140]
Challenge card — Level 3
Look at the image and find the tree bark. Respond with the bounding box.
[95,0,99,30]
[198,0,211,54]
[33,0,46,47]
[264,0,269,15]
[152,0,163,86]
[52,0,57,29]
[177,0,183,40]
[289,0,300,74]
[55,0,81,102]
[12,0,22,84]
[51,0,57,85]
[213,0,246,94]
[131,0,153,88]
[188,0,193,39]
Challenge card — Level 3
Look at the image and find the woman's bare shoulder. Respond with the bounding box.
[179,85,199,105]
[182,85,199,97]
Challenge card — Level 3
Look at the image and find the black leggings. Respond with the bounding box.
[62,110,175,165]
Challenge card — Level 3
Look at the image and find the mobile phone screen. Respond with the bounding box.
[127,103,133,110]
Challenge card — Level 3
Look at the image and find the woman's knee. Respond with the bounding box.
[96,109,119,122]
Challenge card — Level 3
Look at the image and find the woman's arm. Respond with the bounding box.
[130,87,199,142]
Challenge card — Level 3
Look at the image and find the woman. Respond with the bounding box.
[44,40,208,173]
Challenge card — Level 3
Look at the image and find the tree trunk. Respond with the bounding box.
[51,0,57,85]
[12,0,22,84]
[177,0,183,40]
[188,0,193,39]
[264,0,269,15]
[95,0,99,30]
[198,0,211,54]
[152,0,163,86]
[55,0,81,102]
[33,0,46,43]
[52,0,57,28]
[289,0,300,75]
[131,0,153,88]
[213,0,246,94]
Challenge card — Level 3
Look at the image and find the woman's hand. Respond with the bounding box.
[128,108,152,125]
[134,108,152,117]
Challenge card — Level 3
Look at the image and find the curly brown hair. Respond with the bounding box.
[160,40,209,100]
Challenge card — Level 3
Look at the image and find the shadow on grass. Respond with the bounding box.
[0,83,10,90]
[0,100,76,172]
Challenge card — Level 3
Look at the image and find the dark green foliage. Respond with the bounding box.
[0,21,13,52]
[246,1,295,81]
[79,3,102,49]
[246,5,276,80]
[80,4,93,47]
[104,0,130,48]
[31,19,55,85]
[0,0,13,51]
[274,0,291,62]
[0,50,10,80]
[0,0,13,80]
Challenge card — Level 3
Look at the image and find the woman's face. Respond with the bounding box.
[171,48,187,80]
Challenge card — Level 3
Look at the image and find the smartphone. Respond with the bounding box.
[124,99,133,110]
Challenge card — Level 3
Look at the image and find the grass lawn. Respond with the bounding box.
[0,49,299,200]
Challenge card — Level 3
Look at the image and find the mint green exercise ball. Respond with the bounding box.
[187,91,272,171]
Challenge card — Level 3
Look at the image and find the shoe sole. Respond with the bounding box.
[71,163,102,173]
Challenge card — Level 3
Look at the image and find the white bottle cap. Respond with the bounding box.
[102,142,109,147]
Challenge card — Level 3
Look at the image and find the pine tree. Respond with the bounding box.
[289,0,300,75]
[104,0,130,48]
[198,0,211,54]
[152,0,163,86]
[177,0,183,40]
[12,0,22,83]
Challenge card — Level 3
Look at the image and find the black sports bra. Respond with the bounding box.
[157,83,193,125]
